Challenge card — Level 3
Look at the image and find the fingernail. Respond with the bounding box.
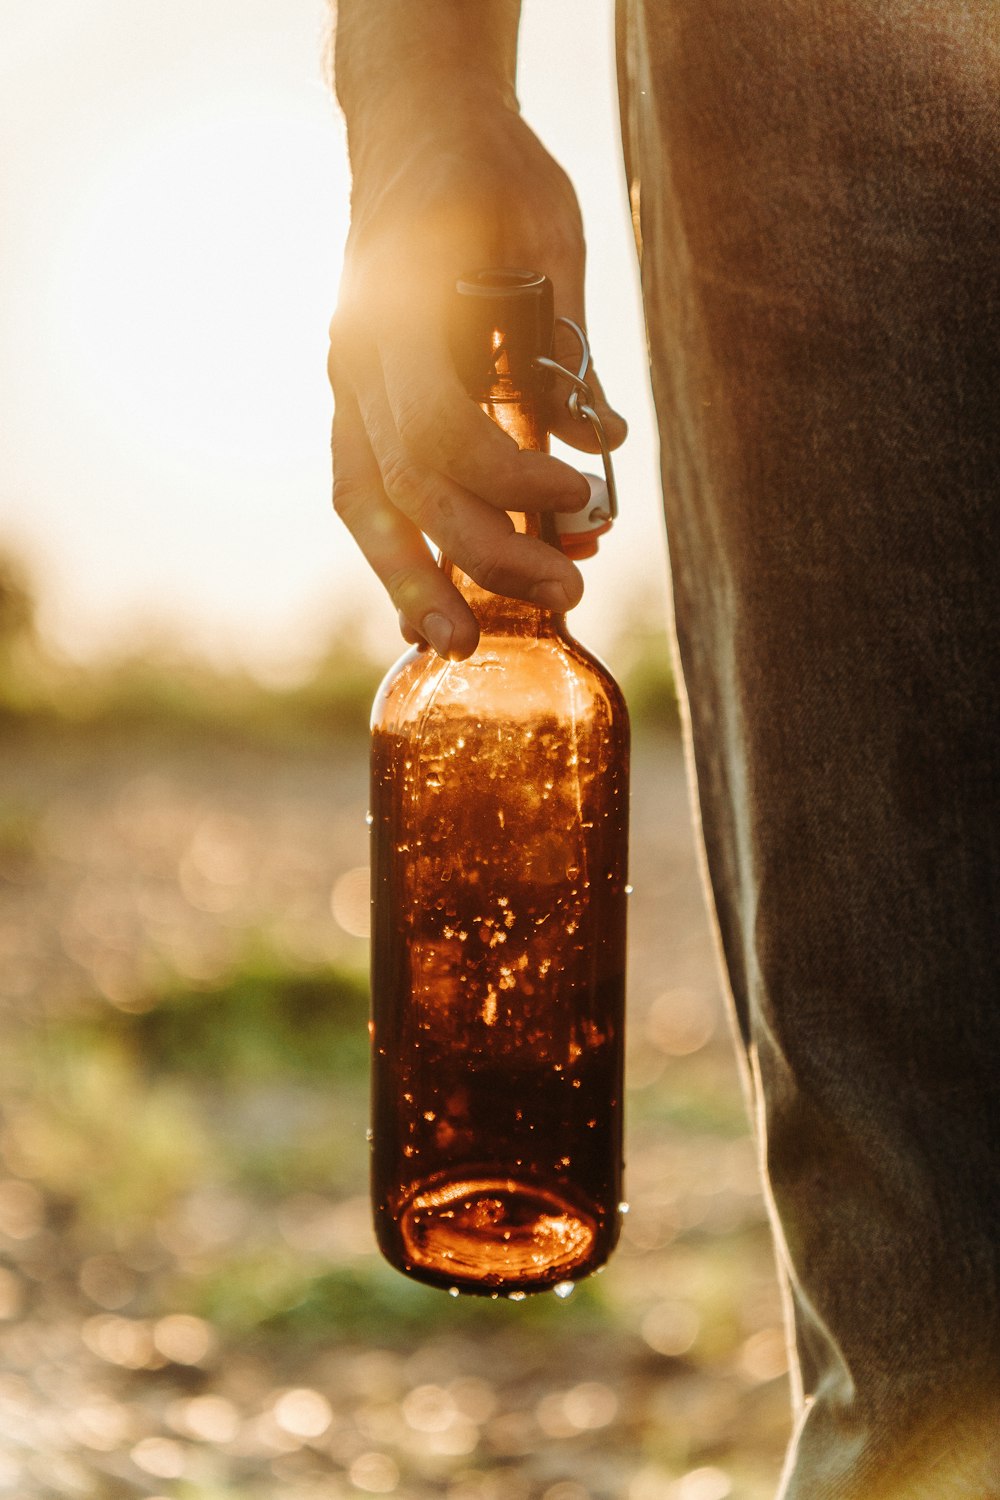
[421,611,455,658]
[530,580,572,611]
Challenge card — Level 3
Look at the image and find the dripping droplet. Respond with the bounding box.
[553,1281,575,1299]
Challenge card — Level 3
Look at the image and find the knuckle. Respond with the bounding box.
[393,390,433,453]
[331,471,367,523]
[467,550,511,597]
[326,313,358,388]
[327,340,343,390]
[379,451,435,525]
[382,562,425,614]
[394,390,455,466]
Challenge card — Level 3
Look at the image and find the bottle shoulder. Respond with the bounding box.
[371,633,629,741]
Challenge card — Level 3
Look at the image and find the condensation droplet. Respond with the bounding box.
[553,1281,575,1299]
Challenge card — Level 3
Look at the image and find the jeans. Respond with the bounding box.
[617,2,1000,1494]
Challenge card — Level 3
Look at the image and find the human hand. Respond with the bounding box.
[328,92,626,660]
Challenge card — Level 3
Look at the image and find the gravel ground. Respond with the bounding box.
[0,725,791,1500]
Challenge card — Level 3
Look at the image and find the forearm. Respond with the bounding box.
[334,0,522,141]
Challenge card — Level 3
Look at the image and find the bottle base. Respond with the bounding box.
[397,1174,600,1291]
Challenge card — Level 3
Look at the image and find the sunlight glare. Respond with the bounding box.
[49,101,346,472]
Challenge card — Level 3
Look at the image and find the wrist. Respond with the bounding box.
[342,71,519,160]
[335,1,521,141]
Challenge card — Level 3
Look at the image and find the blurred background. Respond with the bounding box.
[0,2,790,1497]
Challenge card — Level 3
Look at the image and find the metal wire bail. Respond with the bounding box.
[533,318,619,521]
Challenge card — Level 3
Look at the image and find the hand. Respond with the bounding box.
[328,94,626,660]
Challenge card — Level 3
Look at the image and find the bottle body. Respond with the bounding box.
[370,620,629,1293]
[368,267,629,1293]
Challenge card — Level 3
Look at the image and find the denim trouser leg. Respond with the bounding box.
[618,3,1000,1494]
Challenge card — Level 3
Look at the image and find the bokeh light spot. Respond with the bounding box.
[349,1451,400,1493]
[645,989,716,1055]
[273,1387,333,1439]
[667,1468,732,1500]
[79,1254,137,1310]
[82,1315,156,1369]
[152,1313,216,1366]
[403,1383,456,1433]
[0,1178,45,1239]
[738,1326,790,1383]
[331,865,371,938]
[178,1394,241,1444]
[641,1299,700,1357]
[130,1436,186,1479]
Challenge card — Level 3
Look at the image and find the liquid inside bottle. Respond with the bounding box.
[369,270,629,1294]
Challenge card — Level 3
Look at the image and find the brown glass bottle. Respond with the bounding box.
[369,270,629,1295]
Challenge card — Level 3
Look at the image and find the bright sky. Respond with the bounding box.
[0,0,667,677]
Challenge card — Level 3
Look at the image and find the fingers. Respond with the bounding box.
[351,357,584,610]
[331,382,584,662]
[331,391,481,659]
[376,322,592,513]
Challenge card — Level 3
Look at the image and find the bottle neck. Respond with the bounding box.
[441,392,562,640]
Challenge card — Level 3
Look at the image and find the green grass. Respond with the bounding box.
[6,946,661,1344]
[72,958,371,1085]
[0,545,678,742]
[185,1254,612,1345]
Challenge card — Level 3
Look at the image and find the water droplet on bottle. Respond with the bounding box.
[365,1128,374,1143]
[508,1290,527,1302]
[449,1286,460,1298]
[365,811,374,827]
[625,884,634,896]
[553,1281,575,1299]
[618,1201,630,1215]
